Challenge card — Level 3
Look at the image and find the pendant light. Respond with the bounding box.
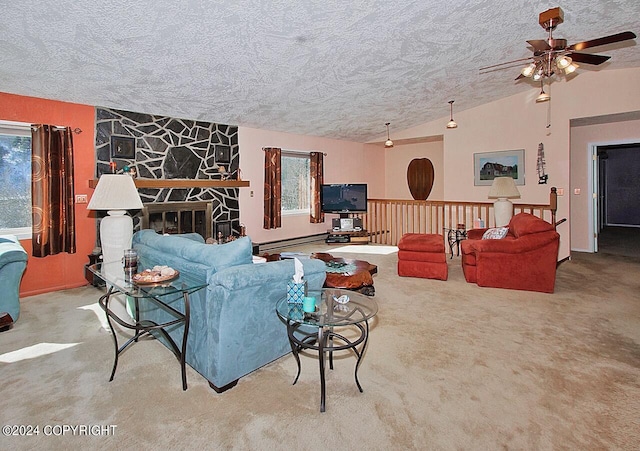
[446,100,458,129]
[535,80,550,103]
[384,122,394,148]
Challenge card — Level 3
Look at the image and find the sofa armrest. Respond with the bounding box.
[466,228,488,240]
[200,258,326,388]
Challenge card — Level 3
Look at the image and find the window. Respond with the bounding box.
[0,121,32,238]
[281,153,310,215]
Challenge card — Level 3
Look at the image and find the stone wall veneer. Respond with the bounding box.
[95,107,240,235]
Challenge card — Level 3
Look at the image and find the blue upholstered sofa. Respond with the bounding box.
[0,235,28,327]
[132,230,326,392]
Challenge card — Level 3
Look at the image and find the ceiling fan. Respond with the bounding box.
[480,7,636,84]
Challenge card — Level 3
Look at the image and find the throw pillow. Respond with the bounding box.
[482,227,509,240]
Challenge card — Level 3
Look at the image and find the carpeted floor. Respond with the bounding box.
[1,244,639,450]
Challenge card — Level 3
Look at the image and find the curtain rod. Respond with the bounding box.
[263,148,326,156]
[31,124,83,134]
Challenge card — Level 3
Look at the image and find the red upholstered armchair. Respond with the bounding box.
[460,213,560,293]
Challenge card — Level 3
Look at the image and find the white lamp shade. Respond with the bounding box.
[488,177,521,199]
[87,174,143,211]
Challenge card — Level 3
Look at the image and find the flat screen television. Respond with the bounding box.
[321,183,367,215]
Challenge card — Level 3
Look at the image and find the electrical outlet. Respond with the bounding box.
[574,188,581,195]
[250,190,254,198]
[557,188,564,196]
[75,194,88,204]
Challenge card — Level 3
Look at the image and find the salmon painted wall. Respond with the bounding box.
[237,126,384,244]
[0,92,95,296]
[386,67,640,260]
[570,119,640,252]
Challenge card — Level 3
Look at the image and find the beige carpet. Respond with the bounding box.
[1,245,639,450]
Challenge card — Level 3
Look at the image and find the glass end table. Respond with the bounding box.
[276,288,378,412]
[88,261,206,390]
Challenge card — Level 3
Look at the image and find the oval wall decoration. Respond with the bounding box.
[407,158,435,200]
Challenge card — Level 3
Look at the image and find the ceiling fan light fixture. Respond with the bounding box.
[384,122,394,148]
[521,62,537,77]
[555,55,572,69]
[564,62,579,74]
[532,68,544,81]
[446,100,458,129]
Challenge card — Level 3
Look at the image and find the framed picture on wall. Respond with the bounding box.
[215,145,231,163]
[474,149,525,186]
[111,136,136,159]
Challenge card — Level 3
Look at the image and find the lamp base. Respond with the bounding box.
[493,198,514,227]
[100,210,135,328]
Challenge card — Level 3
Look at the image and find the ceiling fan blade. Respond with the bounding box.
[568,31,636,51]
[527,39,551,51]
[479,57,534,72]
[568,52,611,65]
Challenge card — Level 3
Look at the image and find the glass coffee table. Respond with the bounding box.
[276,288,378,412]
[88,261,207,390]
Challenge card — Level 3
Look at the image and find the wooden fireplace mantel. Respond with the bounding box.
[88,178,250,189]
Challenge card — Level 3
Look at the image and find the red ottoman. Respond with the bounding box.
[397,233,448,280]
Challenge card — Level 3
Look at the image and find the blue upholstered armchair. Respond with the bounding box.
[0,235,28,329]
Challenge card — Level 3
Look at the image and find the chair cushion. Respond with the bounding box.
[509,213,555,238]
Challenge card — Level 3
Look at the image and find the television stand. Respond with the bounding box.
[326,229,369,245]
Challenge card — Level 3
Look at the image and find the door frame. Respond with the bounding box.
[588,138,640,253]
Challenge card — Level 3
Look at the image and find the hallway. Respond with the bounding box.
[597,226,640,259]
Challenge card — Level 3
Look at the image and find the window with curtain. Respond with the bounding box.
[281,153,310,215]
[264,147,324,229]
[0,121,32,238]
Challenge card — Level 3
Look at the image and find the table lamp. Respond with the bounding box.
[87,174,143,280]
[488,177,520,227]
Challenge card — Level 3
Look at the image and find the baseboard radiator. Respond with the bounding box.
[257,233,327,253]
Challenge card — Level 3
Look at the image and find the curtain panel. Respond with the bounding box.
[263,147,282,229]
[31,125,76,257]
[309,151,324,224]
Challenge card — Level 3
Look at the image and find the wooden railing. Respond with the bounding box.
[359,188,558,246]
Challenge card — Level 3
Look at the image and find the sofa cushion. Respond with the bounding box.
[482,227,509,240]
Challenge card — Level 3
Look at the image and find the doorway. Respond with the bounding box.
[592,142,640,258]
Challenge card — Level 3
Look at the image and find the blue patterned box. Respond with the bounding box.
[288,303,304,321]
[286,281,307,304]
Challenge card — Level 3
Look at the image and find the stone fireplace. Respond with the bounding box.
[94,107,241,240]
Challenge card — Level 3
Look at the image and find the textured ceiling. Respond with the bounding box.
[1,1,639,142]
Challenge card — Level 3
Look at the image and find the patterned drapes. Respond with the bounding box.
[263,147,282,229]
[309,151,324,224]
[31,125,76,257]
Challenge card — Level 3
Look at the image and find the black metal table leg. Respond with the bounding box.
[318,326,327,413]
[180,291,191,391]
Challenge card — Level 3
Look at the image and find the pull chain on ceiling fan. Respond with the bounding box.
[480,7,636,89]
